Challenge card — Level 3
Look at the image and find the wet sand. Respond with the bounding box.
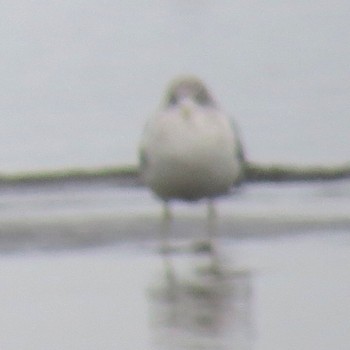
[0,181,349,253]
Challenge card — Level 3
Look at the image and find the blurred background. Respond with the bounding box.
[0,1,350,350]
[1,0,349,172]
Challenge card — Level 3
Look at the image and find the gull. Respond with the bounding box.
[139,76,244,250]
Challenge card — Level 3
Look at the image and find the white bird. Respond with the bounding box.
[139,76,244,250]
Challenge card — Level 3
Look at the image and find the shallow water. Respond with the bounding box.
[0,181,349,349]
[1,230,349,350]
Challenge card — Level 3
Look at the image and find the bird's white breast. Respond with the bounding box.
[140,102,242,200]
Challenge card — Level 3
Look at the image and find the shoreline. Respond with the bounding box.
[0,162,349,189]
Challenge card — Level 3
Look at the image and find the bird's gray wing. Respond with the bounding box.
[230,118,246,185]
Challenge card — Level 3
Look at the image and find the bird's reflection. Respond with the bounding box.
[148,243,253,350]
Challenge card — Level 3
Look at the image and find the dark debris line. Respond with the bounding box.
[0,162,349,189]
[245,162,350,182]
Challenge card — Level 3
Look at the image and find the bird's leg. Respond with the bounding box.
[160,201,172,254]
[206,199,221,269]
[207,199,217,246]
[160,201,176,282]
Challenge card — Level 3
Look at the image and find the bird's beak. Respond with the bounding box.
[181,105,191,119]
[180,98,193,119]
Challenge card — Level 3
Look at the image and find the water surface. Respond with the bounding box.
[0,180,349,349]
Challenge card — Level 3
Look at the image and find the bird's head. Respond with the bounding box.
[164,76,216,108]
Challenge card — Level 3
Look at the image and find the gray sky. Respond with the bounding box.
[1,1,350,171]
